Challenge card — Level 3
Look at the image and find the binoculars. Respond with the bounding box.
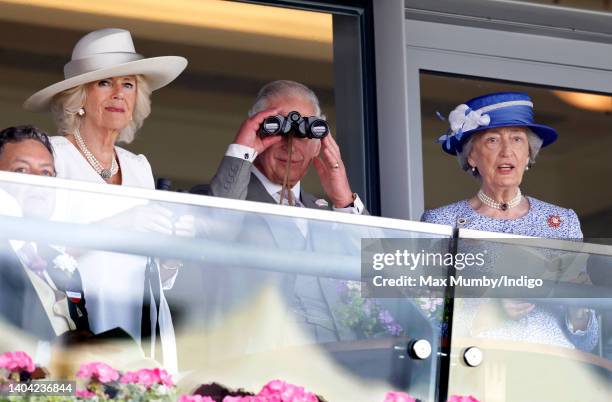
[258,111,329,139]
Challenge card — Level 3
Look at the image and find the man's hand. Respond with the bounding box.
[313,134,354,208]
[234,108,283,154]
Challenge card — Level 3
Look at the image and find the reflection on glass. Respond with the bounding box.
[0,176,443,402]
[448,235,612,401]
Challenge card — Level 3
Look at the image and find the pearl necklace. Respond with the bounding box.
[477,188,522,211]
[74,128,118,180]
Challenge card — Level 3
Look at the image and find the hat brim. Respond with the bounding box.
[442,123,559,155]
[23,56,187,112]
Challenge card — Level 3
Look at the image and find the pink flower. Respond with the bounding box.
[153,367,174,387]
[0,351,35,373]
[120,371,140,384]
[258,380,317,402]
[75,389,96,399]
[448,396,479,402]
[224,397,278,402]
[178,396,216,402]
[76,362,119,383]
[135,369,155,388]
[384,391,417,402]
[121,368,174,389]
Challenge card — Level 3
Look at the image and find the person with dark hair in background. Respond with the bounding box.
[0,125,92,345]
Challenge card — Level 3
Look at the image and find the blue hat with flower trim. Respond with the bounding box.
[437,92,558,155]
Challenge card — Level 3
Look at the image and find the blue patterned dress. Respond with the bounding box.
[421,196,598,352]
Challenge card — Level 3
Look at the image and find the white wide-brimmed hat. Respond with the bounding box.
[24,28,188,111]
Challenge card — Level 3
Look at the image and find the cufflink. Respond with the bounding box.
[344,193,358,208]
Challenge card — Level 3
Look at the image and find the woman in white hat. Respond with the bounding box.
[24,28,186,186]
[23,28,188,372]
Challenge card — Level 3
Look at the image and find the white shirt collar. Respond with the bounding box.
[251,165,301,203]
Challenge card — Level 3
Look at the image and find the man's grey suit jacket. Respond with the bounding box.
[208,155,333,210]
[194,155,366,343]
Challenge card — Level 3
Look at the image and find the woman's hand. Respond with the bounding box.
[567,307,591,332]
[501,299,535,320]
[173,214,195,237]
[102,203,174,234]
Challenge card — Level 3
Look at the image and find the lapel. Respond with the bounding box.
[246,174,306,250]
[0,241,56,339]
[247,173,278,204]
[244,177,348,342]
[36,244,90,332]
[0,242,90,335]
[38,245,82,295]
[247,173,331,211]
[300,190,332,211]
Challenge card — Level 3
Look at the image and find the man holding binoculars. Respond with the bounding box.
[207,80,365,214]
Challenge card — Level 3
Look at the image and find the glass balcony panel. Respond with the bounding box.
[0,172,451,401]
[448,228,612,401]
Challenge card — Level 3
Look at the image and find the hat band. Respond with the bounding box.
[64,52,144,79]
[438,99,536,151]
[476,100,533,114]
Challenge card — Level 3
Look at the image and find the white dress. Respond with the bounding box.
[49,136,177,372]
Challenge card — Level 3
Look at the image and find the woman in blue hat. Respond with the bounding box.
[423,92,569,235]
[422,92,597,351]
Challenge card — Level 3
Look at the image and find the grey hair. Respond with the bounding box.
[49,75,152,144]
[248,80,323,118]
[457,128,543,177]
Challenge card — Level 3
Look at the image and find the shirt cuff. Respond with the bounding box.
[333,194,365,215]
[226,144,257,162]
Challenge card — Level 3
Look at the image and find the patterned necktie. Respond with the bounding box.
[278,189,303,207]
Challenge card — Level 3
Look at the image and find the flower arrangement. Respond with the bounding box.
[0,351,480,402]
[0,351,64,401]
[76,364,175,401]
[447,396,480,402]
[414,297,452,337]
[382,391,416,402]
[0,351,35,381]
[191,379,320,402]
[334,281,403,337]
[178,396,215,402]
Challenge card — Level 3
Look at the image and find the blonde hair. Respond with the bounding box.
[50,75,152,144]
